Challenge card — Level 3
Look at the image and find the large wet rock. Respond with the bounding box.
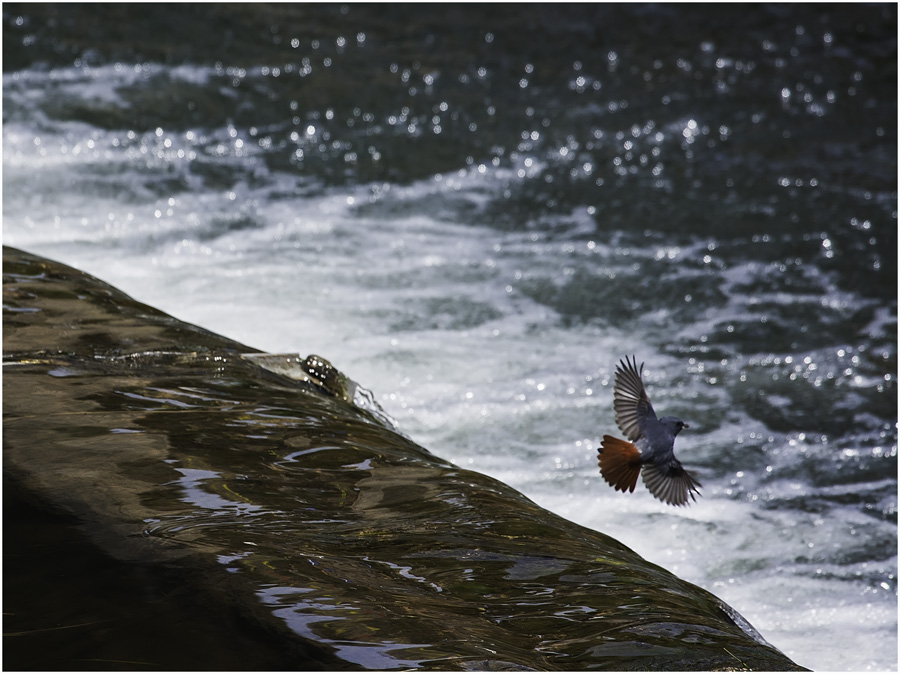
[2,246,805,671]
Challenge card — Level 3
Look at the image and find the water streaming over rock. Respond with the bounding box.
[3,5,896,670]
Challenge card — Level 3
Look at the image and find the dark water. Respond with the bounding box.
[2,4,897,670]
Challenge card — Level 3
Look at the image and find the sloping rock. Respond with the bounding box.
[3,246,806,671]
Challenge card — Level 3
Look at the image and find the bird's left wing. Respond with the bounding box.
[613,355,656,441]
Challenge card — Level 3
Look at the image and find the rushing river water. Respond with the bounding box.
[3,4,897,671]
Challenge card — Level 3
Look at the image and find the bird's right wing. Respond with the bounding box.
[613,355,657,441]
[641,460,702,506]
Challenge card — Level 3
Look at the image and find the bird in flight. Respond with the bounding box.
[598,356,701,506]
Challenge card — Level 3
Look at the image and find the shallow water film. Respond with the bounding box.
[3,245,804,670]
[3,4,897,670]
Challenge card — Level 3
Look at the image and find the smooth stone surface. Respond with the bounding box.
[3,246,806,671]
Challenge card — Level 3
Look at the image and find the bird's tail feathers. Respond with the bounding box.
[598,435,642,493]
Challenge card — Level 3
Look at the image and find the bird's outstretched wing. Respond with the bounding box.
[641,461,702,506]
[613,355,656,441]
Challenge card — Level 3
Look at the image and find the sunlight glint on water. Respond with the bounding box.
[3,4,896,669]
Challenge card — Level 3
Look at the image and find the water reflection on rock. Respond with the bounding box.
[3,246,805,670]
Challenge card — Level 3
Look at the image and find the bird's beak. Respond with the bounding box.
[683,423,690,429]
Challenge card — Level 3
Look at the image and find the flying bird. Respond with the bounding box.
[598,356,701,506]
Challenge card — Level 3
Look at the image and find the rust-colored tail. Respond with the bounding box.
[598,435,642,493]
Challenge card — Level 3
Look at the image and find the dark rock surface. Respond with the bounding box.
[3,246,806,671]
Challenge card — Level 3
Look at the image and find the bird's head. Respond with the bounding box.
[660,416,689,436]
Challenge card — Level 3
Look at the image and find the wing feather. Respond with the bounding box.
[613,355,656,441]
[641,461,702,507]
